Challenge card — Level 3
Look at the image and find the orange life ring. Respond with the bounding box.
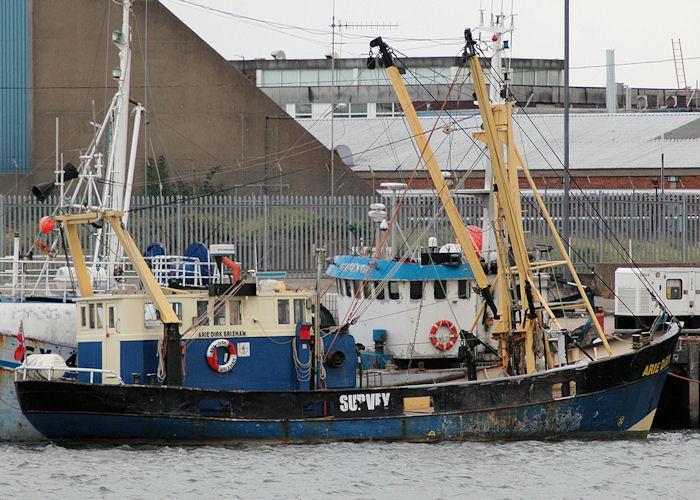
[429,320,458,351]
[206,339,237,373]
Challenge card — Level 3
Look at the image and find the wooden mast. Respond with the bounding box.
[371,30,611,374]
[464,29,611,359]
[369,37,499,320]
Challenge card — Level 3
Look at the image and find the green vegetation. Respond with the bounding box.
[145,156,223,197]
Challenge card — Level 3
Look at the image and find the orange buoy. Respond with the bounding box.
[456,226,483,258]
[39,216,55,235]
[466,225,482,258]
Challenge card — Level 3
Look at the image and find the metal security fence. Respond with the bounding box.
[1,192,699,278]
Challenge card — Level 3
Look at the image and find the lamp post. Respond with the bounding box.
[329,102,347,197]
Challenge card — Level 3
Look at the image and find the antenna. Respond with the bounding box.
[476,6,515,104]
[471,4,515,266]
[328,5,397,197]
[337,20,398,32]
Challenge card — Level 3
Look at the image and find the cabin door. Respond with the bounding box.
[102,301,121,385]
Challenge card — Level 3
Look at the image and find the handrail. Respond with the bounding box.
[14,366,124,384]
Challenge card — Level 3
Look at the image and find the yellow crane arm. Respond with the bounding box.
[370,37,499,317]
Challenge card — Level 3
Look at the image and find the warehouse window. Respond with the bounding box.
[295,103,312,118]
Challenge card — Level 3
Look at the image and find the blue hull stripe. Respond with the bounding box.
[326,255,474,281]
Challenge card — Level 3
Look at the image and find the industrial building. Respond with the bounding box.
[0,0,373,197]
[2,0,698,198]
[230,56,700,190]
[230,55,697,120]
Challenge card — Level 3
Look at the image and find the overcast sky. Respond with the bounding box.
[160,0,699,90]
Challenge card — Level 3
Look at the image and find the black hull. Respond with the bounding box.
[15,327,680,444]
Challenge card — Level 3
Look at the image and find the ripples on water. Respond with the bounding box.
[1,431,697,499]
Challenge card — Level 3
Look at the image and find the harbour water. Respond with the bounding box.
[1,431,698,499]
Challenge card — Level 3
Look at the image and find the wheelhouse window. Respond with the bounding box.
[81,306,86,327]
[108,306,115,329]
[278,299,290,324]
[144,303,161,329]
[345,279,352,297]
[294,298,305,323]
[434,280,447,300]
[352,280,362,297]
[213,304,226,326]
[363,281,371,299]
[197,301,209,325]
[374,281,385,300]
[89,303,96,329]
[95,303,104,328]
[170,302,183,320]
[229,300,242,325]
[458,280,470,299]
[410,281,424,300]
[388,281,400,300]
[667,279,682,300]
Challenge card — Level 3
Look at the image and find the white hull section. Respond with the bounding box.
[0,302,77,346]
[0,302,77,441]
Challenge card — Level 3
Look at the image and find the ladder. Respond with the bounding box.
[671,38,688,95]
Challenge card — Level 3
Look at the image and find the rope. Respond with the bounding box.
[669,372,700,384]
[406,294,424,378]
[292,337,311,382]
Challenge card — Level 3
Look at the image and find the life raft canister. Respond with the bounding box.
[429,320,458,350]
[206,339,237,373]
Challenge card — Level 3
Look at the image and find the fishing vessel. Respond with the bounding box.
[14,30,680,444]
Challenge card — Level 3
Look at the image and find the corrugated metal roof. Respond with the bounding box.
[299,112,700,172]
[0,1,29,174]
[663,116,700,140]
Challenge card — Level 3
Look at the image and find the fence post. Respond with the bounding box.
[348,195,354,255]
[263,195,269,272]
[0,195,4,255]
[177,196,183,256]
[682,193,688,262]
[598,190,604,265]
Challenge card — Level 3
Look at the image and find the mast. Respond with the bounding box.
[462,29,611,365]
[475,9,513,266]
[369,37,499,319]
[464,31,539,373]
[103,0,133,275]
[371,31,611,374]
[32,0,141,295]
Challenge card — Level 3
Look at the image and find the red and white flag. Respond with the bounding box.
[13,320,26,362]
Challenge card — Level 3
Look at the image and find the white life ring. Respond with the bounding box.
[206,339,237,373]
[429,320,459,351]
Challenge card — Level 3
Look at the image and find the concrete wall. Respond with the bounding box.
[23,0,372,197]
